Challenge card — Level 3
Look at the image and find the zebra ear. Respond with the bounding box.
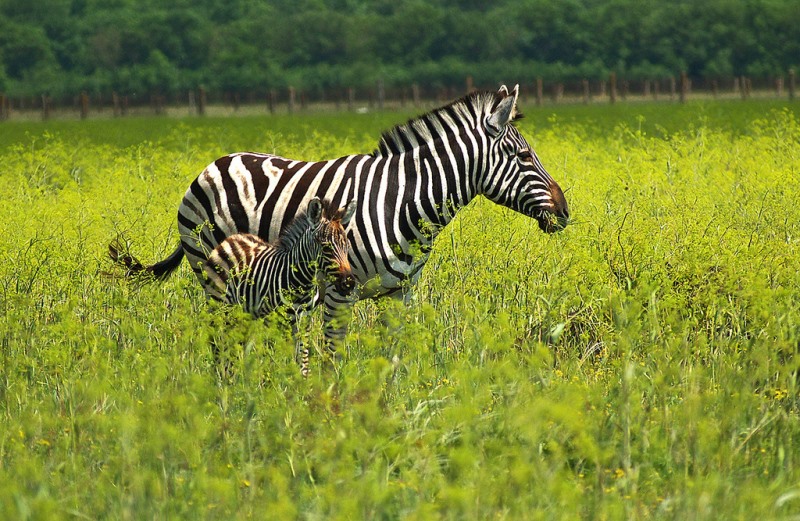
[487,84,519,135]
[340,199,357,227]
[307,197,323,223]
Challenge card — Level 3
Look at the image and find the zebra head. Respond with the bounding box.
[307,197,358,294]
[482,85,569,233]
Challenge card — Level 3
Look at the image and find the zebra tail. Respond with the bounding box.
[108,240,184,282]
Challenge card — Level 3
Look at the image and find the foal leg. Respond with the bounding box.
[322,288,356,364]
[291,316,310,378]
[211,306,237,381]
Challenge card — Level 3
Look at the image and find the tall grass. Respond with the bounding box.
[0,100,799,519]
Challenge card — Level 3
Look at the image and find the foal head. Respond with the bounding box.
[305,197,357,294]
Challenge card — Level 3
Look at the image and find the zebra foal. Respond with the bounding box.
[203,197,356,375]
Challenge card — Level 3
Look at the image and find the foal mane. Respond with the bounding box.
[274,199,342,251]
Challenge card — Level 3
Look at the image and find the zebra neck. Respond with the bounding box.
[278,227,321,283]
[400,136,480,242]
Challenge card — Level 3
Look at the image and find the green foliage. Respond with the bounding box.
[1,100,800,518]
[0,0,799,98]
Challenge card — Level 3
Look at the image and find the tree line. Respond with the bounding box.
[1,0,798,102]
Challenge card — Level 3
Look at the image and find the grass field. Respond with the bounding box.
[1,99,800,519]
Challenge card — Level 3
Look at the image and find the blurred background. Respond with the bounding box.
[0,0,798,115]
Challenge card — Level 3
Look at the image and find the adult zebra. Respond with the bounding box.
[112,85,569,356]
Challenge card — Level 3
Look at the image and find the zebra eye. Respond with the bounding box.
[516,151,534,164]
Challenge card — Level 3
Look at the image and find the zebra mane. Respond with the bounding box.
[373,89,523,158]
[274,199,339,251]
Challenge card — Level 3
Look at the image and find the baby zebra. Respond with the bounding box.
[202,197,357,376]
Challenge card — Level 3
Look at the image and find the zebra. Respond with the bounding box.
[110,84,569,361]
[201,197,356,375]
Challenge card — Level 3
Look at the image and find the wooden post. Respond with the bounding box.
[621,80,629,101]
[287,87,296,114]
[377,79,385,110]
[535,78,543,106]
[411,83,420,108]
[197,87,206,116]
[789,69,796,101]
[776,77,784,98]
[41,95,51,120]
[582,79,590,104]
[609,73,617,104]
[268,90,276,114]
[80,91,89,119]
[711,80,719,99]
[652,79,659,100]
[0,93,7,121]
[112,92,120,117]
[679,71,688,103]
[643,79,651,99]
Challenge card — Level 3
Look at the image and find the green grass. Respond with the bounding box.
[1,99,799,519]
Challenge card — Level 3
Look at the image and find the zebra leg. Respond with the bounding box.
[211,306,236,381]
[290,315,310,378]
[322,288,356,362]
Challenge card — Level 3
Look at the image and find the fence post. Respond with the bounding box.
[268,89,276,114]
[679,71,688,103]
[535,78,543,106]
[582,79,590,104]
[609,73,617,104]
[377,79,385,110]
[789,69,796,101]
[776,77,784,98]
[80,91,89,119]
[41,95,51,120]
[197,87,206,116]
[0,93,7,120]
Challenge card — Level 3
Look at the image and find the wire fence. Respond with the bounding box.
[0,71,796,122]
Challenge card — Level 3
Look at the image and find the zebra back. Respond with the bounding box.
[202,233,268,306]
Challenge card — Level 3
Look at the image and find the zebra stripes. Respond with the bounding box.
[202,197,356,312]
[201,197,355,374]
[111,84,569,361]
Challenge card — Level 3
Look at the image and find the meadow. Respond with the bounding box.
[1,98,799,519]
